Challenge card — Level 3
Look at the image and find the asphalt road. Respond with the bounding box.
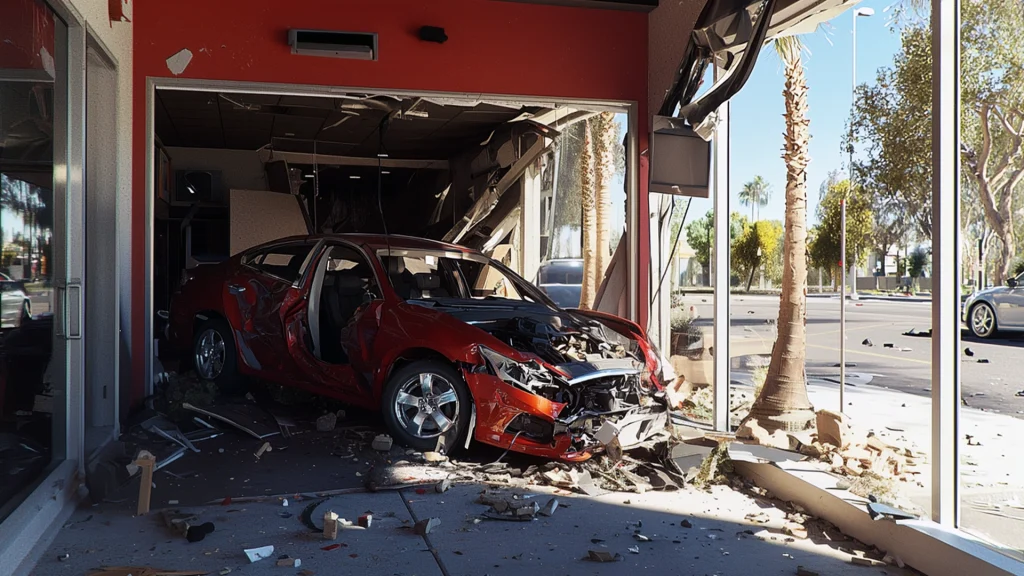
[679,293,1024,419]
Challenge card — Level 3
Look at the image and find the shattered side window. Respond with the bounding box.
[249,243,314,282]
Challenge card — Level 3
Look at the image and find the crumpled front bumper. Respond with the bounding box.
[463,371,670,462]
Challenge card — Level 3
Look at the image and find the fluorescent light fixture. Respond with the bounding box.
[304,174,315,179]
[381,170,390,175]
[349,175,361,179]
[377,153,389,158]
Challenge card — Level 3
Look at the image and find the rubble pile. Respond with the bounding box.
[737,409,927,509]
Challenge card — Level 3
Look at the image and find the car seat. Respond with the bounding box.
[319,273,366,363]
[410,273,449,299]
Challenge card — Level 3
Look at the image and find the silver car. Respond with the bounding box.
[964,271,1024,338]
[0,272,31,329]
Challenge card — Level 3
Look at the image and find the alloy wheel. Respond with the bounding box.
[393,372,460,439]
[195,328,226,379]
[971,304,995,337]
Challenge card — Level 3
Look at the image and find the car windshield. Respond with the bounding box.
[377,249,554,307]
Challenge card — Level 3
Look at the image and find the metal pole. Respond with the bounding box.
[849,12,859,301]
[712,66,731,432]
[840,197,846,408]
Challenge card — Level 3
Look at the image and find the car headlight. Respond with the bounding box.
[479,346,547,388]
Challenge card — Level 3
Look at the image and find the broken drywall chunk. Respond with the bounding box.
[166,48,193,76]
[414,517,441,535]
[539,498,559,517]
[736,419,771,445]
[243,545,274,563]
[316,412,337,432]
[815,410,850,448]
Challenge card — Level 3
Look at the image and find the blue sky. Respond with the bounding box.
[687,0,906,225]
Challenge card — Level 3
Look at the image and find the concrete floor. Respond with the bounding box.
[32,482,913,576]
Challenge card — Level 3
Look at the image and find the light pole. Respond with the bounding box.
[841,5,874,409]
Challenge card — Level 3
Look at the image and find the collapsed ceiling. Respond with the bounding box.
[155,90,601,160]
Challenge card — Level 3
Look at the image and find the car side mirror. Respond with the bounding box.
[1009,277,1019,288]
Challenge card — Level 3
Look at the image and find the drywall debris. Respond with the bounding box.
[586,550,622,562]
[815,410,850,448]
[276,557,301,567]
[243,545,274,563]
[323,511,339,540]
[435,478,451,493]
[414,517,441,535]
[166,49,193,76]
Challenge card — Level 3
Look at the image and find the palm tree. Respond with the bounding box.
[593,112,617,285]
[579,120,598,308]
[740,175,772,221]
[742,35,815,433]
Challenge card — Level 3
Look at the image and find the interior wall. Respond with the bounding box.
[132,0,650,405]
[163,146,267,192]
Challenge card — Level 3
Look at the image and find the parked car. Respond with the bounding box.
[169,235,668,461]
[963,271,1024,338]
[0,272,31,329]
[535,258,583,309]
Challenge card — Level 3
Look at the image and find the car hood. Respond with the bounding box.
[405,298,651,378]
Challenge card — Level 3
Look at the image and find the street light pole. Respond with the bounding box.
[842,6,874,409]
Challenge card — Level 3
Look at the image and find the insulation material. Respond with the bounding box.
[229,189,309,255]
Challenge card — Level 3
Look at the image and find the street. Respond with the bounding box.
[680,294,1024,419]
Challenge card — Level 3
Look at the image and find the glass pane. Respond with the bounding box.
[957,0,1024,554]
[0,0,64,522]
[721,3,934,522]
[537,112,628,310]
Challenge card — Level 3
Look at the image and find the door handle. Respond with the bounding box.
[67,279,82,340]
[228,284,247,294]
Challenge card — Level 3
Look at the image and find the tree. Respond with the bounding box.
[959,0,1024,283]
[592,112,617,284]
[685,210,746,285]
[743,35,815,433]
[733,220,784,291]
[871,195,907,276]
[739,176,772,222]
[807,179,873,281]
[579,120,597,308]
[851,0,1024,281]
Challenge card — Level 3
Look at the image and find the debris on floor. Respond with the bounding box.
[243,545,274,563]
[371,434,393,451]
[88,568,209,576]
[414,517,441,535]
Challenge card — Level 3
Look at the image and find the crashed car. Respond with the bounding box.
[169,234,669,461]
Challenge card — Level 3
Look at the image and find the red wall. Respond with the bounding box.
[132,0,651,403]
[0,0,55,71]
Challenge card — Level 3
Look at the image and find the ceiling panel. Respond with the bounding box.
[271,115,327,140]
[223,129,272,150]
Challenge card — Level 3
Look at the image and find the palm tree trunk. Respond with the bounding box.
[593,112,615,287]
[743,37,815,433]
[579,120,598,308]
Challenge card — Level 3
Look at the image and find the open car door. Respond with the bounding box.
[280,242,383,409]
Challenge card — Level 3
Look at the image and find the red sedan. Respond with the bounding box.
[169,234,669,461]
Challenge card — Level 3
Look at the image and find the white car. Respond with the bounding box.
[963,271,1024,338]
[0,272,32,329]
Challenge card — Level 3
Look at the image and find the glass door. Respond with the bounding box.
[0,0,70,522]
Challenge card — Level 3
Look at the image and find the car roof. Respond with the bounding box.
[258,234,476,255]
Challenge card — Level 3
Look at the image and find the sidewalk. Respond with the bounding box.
[802,376,1024,555]
[31,480,911,576]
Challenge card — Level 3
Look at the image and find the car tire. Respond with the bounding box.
[968,302,998,339]
[381,360,471,453]
[192,317,243,394]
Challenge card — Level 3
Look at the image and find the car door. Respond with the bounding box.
[224,241,318,374]
[280,242,383,407]
[0,280,16,328]
[997,274,1024,328]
